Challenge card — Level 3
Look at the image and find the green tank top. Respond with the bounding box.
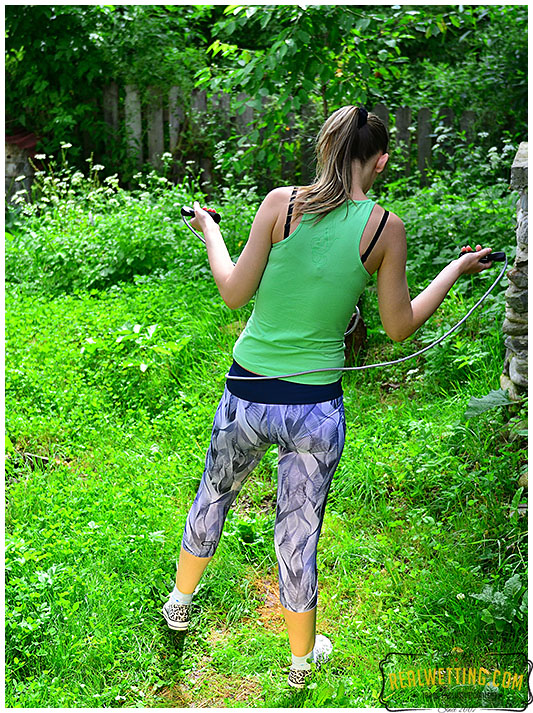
[232,199,375,384]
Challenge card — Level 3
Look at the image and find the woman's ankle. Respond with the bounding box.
[170,585,193,605]
[291,647,314,670]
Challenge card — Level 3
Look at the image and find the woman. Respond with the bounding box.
[162,105,492,688]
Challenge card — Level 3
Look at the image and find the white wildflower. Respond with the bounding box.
[60,142,73,149]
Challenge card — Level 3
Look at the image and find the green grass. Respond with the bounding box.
[5,175,527,708]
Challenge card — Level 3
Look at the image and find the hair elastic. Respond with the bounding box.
[357,106,368,128]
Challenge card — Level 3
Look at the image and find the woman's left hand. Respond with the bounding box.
[456,244,493,274]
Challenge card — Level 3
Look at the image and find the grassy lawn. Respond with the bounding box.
[5,170,527,707]
[5,261,527,708]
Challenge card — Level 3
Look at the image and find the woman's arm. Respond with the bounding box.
[376,213,494,342]
[191,191,282,309]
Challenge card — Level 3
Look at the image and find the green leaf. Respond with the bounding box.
[481,608,494,624]
[174,335,192,351]
[5,434,15,454]
[509,486,524,521]
[208,40,221,56]
[464,389,512,419]
[503,574,521,598]
[278,43,288,60]
[224,5,244,15]
[519,590,528,614]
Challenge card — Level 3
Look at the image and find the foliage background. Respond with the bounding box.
[5,4,528,188]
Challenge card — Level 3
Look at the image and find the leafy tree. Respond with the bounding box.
[6,6,110,161]
[196,5,526,186]
[5,5,218,169]
[5,4,527,190]
[390,5,527,137]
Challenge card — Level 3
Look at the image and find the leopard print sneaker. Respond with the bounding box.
[288,667,313,689]
[162,599,190,631]
[287,635,333,688]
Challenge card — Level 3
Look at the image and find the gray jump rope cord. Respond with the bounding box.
[182,215,508,381]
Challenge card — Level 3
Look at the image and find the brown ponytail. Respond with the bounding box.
[294,105,389,221]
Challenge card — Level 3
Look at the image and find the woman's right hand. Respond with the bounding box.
[455,244,493,274]
[191,201,218,233]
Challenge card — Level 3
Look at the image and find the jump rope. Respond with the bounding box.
[181,205,508,381]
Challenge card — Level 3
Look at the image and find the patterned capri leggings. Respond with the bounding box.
[181,386,346,613]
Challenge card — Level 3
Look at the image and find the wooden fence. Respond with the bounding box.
[104,82,476,185]
[4,86,479,203]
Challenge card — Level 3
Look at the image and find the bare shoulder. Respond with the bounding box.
[263,186,296,206]
[366,208,406,270]
[257,186,297,223]
[250,187,293,233]
[381,209,405,232]
[380,209,406,249]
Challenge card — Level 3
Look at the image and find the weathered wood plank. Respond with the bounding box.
[125,85,143,166]
[395,106,412,175]
[147,87,164,170]
[103,82,119,133]
[169,86,184,154]
[417,107,432,184]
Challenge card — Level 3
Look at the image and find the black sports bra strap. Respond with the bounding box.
[283,186,298,240]
[361,209,389,264]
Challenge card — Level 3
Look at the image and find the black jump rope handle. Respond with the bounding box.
[181,205,221,224]
[458,249,506,264]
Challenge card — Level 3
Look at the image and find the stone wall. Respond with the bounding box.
[501,142,528,400]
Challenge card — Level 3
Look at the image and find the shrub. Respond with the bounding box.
[6,151,260,295]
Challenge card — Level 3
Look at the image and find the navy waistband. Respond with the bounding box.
[225,360,343,404]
